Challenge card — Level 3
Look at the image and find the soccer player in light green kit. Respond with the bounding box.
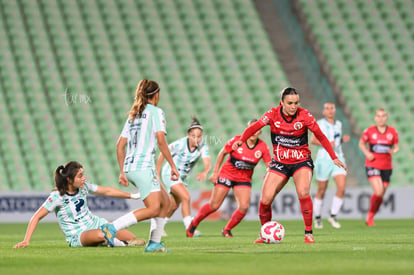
[14,161,144,248]
[311,102,350,229]
[101,79,179,252]
[153,116,211,236]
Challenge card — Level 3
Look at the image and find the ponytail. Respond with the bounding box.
[54,161,83,195]
[187,115,203,133]
[128,79,160,121]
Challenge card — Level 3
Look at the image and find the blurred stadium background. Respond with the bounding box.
[0,0,413,193]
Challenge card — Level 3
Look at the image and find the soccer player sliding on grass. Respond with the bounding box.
[232,88,346,244]
[14,161,144,248]
[187,119,271,238]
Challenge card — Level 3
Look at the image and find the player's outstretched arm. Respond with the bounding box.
[156,131,180,181]
[93,185,139,199]
[14,207,49,248]
[196,157,211,181]
[209,147,228,184]
[117,137,129,186]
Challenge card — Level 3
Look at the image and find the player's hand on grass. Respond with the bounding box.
[119,173,129,187]
[14,241,29,248]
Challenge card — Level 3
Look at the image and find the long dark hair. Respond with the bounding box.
[54,161,83,195]
[128,79,160,121]
[279,87,299,102]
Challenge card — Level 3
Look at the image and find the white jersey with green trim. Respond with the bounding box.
[121,104,167,171]
[42,182,100,244]
[315,118,344,160]
[162,137,210,180]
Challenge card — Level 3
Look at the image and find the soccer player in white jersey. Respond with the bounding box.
[14,161,144,248]
[100,79,179,252]
[311,102,350,229]
[153,116,211,236]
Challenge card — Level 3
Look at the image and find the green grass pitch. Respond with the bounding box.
[1,219,413,274]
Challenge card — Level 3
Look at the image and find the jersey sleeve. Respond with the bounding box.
[361,128,370,142]
[120,119,130,138]
[392,128,399,144]
[42,191,61,212]
[239,112,269,142]
[168,139,182,156]
[261,141,272,163]
[84,181,98,194]
[153,107,167,134]
[224,136,237,153]
[201,142,210,158]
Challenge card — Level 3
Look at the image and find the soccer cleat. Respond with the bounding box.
[144,240,171,253]
[100,223,117,247]
[221,229,233,238]
[314,218,323,229]
[304,233,315,243]
[327,216,341,229]
[126,238,146,246]
[366,217,375,227]
[254,237,265,244]
[186,222,197,238]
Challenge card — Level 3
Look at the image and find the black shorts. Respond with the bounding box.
[216,176,252,190]
[365,167,392,183]
[268,159,314,179]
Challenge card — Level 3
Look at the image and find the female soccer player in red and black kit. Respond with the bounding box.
[187,119,271,238]
[232,88,346,243]
[358,108,399,227]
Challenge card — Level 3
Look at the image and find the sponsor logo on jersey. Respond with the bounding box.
[255,150,262,158]
[274,136,302,147]
[372,133,378,139]
[372,144,391,153]
[237,147,243,154]
[274,121,281,128]
[386,133,393,140]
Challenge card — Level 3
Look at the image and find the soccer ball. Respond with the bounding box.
[260,221,285,244]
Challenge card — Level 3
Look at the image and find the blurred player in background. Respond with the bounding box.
[232,87,346,244]
[14,161,144,248]
[311,102,350,229]
[359,108,399,227]
[100,79,179,252]
[154,116,211,237]
[187,119,271,238]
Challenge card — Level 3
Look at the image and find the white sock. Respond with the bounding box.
[150,217,167,243]
[330,196,343,216]
[113,238,126,247]
[150,218,157,233]
[183,216,192,229]
[112,212,137,231]
[313,198,323,218]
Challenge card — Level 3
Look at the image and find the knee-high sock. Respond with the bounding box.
[149,217,167,243]
[192,203,215,226]
[299,196,313,231]
[368,194,383,218]
[112,212,138,231]
[224,209,247,230]
[330,196,343,216]
[313,198,323,218]
[259,201,272,225]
